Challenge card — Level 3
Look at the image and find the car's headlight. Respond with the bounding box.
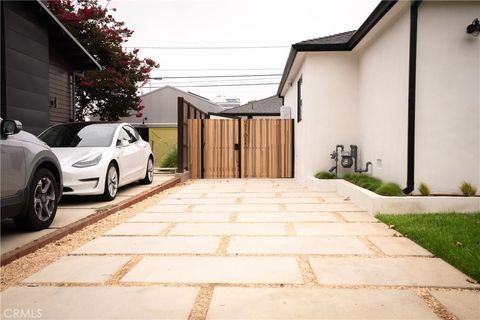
[72,153,102,168]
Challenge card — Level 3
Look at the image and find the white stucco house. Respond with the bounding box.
[279,0,479,195]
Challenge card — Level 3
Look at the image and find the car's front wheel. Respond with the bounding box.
[102,163,118,201]
[140,157,154,185]
[15,168,59,230]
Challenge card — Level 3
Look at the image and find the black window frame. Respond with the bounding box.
[297,76,303,123]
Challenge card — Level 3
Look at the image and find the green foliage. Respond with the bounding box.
[460,181,477,197]
[375,182,403,196]
[418,182,431,196]
[343,174,382,192]
[355,175,383,192]
[342,173,358,183]
[377,213,480,281]
[48,0,158,121]
[314,171,337,179]
[160,145,178,168]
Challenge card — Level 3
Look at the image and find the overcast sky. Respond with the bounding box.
[107,0,379,105]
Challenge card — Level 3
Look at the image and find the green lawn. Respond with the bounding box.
[376,213,480,282]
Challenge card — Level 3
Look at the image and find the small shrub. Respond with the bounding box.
[418,182,431,196]
[160,145,178,168]
[375,182,403,196]
[315,171,337,179]
[342,173,357,183]
[355,175,383,192]
[460,181,477,197]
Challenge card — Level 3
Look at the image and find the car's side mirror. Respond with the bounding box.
[116,139,129,147]
[1,119,22,136]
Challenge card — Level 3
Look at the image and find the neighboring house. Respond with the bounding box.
[219,95,282,119]
[212,95,241,110]
[278,0,480,194]
[120,85,223,166]
[1,0,101,135]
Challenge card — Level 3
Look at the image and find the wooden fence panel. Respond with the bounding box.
[187,119,202,179]
[241,119,292,178]
[186,118,293,179]
[203,119,239,178]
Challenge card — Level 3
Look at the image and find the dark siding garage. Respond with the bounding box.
[3,1,49,134]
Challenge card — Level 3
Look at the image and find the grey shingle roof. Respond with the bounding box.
[221,96,282,115]
[294,31,356,46]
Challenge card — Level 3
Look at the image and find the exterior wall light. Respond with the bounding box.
[466,18,480,37]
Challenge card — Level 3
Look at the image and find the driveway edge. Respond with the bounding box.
[0,177,181,266]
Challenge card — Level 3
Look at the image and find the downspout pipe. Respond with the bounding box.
[404,0,422,194]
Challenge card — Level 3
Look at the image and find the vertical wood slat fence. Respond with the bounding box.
[186,118,293,179]
[177,97,209,174]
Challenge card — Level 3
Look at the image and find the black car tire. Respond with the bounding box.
[102,162,118,201]
[14,168,59,231]
[140,157,154,185]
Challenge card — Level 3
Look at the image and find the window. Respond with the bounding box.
[122,126,139,144]
[39,123,117,147]
[297,77,302,123]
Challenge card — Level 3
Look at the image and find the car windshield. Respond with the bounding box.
[39,123,118,148]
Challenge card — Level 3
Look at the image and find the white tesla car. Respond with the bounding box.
[39,122,154,201]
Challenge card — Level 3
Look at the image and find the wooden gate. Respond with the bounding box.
[187,119,293,179]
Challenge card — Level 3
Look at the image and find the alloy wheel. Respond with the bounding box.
[107,166,118,197]
[33,177,56,221]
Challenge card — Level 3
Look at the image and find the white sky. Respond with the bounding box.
[107,0,379,104]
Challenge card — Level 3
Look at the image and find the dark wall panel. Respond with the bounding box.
[6,66,48,96]
[6,48,49,78]
[4,1,49,135]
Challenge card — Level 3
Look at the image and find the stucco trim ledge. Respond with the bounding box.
[306,176,480,215]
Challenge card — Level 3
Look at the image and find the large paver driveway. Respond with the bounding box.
[2,179,479,319]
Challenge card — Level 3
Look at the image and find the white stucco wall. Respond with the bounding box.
[284,53,359,182]
[356,5,411,186]
[415,1,480,194]
[282,1,479,194]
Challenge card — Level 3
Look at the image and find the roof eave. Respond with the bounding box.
[277,47,298,96]
[36,0,101,70]
[277,0,398,97]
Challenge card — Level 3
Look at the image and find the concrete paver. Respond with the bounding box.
[205,192,276,198]
[286,203,363,212]
[73,236,220,254]
[207,287,438,319]
[228,236,373,255]
[1,287,198,319]
[241,197,323,204]
[294,222,397,236]
[192,204,281,212]
[22,256,131,283]
[279,192,330,198]
[430,290,480,320]
[236,212,338,222]
[339,211,378,222]
[170,223,287,236]
[309,257,480,288]
[144,204,191,212]
[122,257,303,284]
[368,236,434,256]
[104,222,169,235]
[128,212,232,222]
[159,198,238,204]
[4,178,478,320]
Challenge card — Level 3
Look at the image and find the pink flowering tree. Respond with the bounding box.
[48,0,158,121]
